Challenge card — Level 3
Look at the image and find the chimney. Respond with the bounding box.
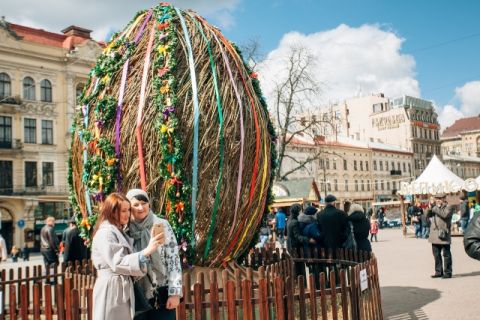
[61,25,92,39]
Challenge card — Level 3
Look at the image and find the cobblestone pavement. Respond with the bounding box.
[374,228,479,320]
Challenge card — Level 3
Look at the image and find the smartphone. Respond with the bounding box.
[152,223,164,237]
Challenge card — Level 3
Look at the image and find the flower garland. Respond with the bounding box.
[152,4,194,265]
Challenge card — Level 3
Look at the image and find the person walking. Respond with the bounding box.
[428,193,454,279]
[411,202,424,238]
[40,216,60,269]
[275,208,287,246]
[316,194,348,254]
[370,216,379,242]
[64,218,88,264]
[347,203,372,252]
[126,189,182,320]
[459,194,469,233]
[91,192,164,320]
[421,205,431,239]
[0,234,7,263]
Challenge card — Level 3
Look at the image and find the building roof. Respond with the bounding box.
[441,116,480,139]
[4,22,94,50]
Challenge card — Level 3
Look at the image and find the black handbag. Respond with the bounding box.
[133,280,153,316]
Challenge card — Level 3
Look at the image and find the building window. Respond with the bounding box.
[355,180,358,191]
[391,162,395,171]
[25,161,37,187]
[403,162,406,173]
[40,79,52,102]
[387,181,390,191]
[381,180,384,190]
[345,180,349,192]
[76,83,85,100]
[375,180,378,191]
[367,180,371,191]
[0,160,13,193]
[393,181,396,190]
[0,72,11,100]
[333,159,337,170]
[334,179,338,191]
[24,118,36,143]
[41,120,53,144]
[23,77,36,100]
[327,182,331,192]
[343,159,347,170]
[0,116,12,148]
[354,160,357,170]
[366,161,369,171]
[34,202,67,220]
[385,161,389,171]
[326,158,330,170]
[360,161,363,171]
[361,180,365,191]
[373,160,377,170]
[380,161,383,171]
[42,162,54,186]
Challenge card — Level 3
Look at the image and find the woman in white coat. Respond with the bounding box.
[92,192,165,320]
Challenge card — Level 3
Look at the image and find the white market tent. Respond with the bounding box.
[399,155,465,195]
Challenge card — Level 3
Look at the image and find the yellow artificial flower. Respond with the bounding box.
[102,75,110,84]
[157,44,167,55]
[160,85,170,94]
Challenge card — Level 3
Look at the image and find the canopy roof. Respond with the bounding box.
[399,155,464,195]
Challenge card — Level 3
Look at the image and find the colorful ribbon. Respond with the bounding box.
[115,59,129,190]
[136,18,156,191]
[175,8,200,240]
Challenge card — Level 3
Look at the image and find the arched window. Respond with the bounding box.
[40,79,52,102]
[0,72,11,100]
[23,77,36,100]
[76,83,85,99]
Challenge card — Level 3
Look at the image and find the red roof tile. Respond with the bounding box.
[441,116,480,138]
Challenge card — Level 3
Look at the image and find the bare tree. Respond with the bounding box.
[271,45,339,181]
[239,38,264,70]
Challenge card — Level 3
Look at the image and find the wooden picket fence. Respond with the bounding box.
[0,248,383,320]
[0,261,95,320]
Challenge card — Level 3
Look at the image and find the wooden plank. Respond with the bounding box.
[71,289,80,320]
[64,276,72,320]
[298,275,306,320]
[242,280,253,320]
[20,284,28,320]
[319,273,328,320]
[193,283,203,320]
[308,273,317,320]
[44,285,52,320]
[210,280,220,320]
[285,276,295,320]
[56,284,65,320]
[177,285,187,320]
[340,269,349,320]
[33,283,41,320]
[86,288,93,320]
[9,284,16,320]
[330,271,338,320]
[226,281,236,320]
[0,284,4,320]
[258,278,268,320]
[273,277,285,320]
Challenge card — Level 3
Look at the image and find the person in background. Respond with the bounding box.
[298,205,323,249]
[0,234,7,263]
[92,192,164,320]
[428,193,454,279]
[40,216,60,269]
[421,203,431,239]
[370,215,379,242]
[275,208,287,246]
[266,208,276,243]
[377,207,385,229]
[464,207,480,260]
[64,218,88,264]
[11,245,20,262]
[347,204,372,252]
[459,194,469,233]
[126,189,182,320]
[411,201,424,239]
[316,194,348,254]
[22,246,30,261]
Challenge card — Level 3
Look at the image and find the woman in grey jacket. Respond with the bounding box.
[126,189,183,320]
[92,193,164,320]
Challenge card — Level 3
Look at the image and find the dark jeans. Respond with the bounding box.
[134,307,175,320]
[460,218,469,232]
[370,233,377,242]
[432,244,452,276]
[414,223,423,238]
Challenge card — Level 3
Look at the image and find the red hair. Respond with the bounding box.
[93,193,130,236]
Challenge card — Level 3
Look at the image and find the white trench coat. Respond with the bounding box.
[91,221,146,320]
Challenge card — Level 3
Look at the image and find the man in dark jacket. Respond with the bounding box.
[316,194,348,253]
[428,194,454,279]
[40,216,60,268]
[464,212,480,260]
[64,219,88,264]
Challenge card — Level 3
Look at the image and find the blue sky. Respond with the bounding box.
[4,0,480,128]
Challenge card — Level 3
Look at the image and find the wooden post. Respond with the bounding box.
[400,195,407,236]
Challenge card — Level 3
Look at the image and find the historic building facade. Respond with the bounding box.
[0,19,101,251]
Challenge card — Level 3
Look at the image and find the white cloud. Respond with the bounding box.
[257,24,420,108]
[455,81,480,116]
[2,0,240,41]
[437,105,465,130]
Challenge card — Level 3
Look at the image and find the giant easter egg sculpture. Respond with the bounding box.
[69,3,276,266]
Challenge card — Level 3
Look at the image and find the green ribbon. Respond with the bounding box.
[188,13,225,259]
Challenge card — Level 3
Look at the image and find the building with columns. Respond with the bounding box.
[441,115,480,179]
[0,19,101,251]
[313,94,441,178]
[281,134,413,209]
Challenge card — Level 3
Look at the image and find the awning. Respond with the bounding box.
[371,200,410,206]
[271,198,321,208]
